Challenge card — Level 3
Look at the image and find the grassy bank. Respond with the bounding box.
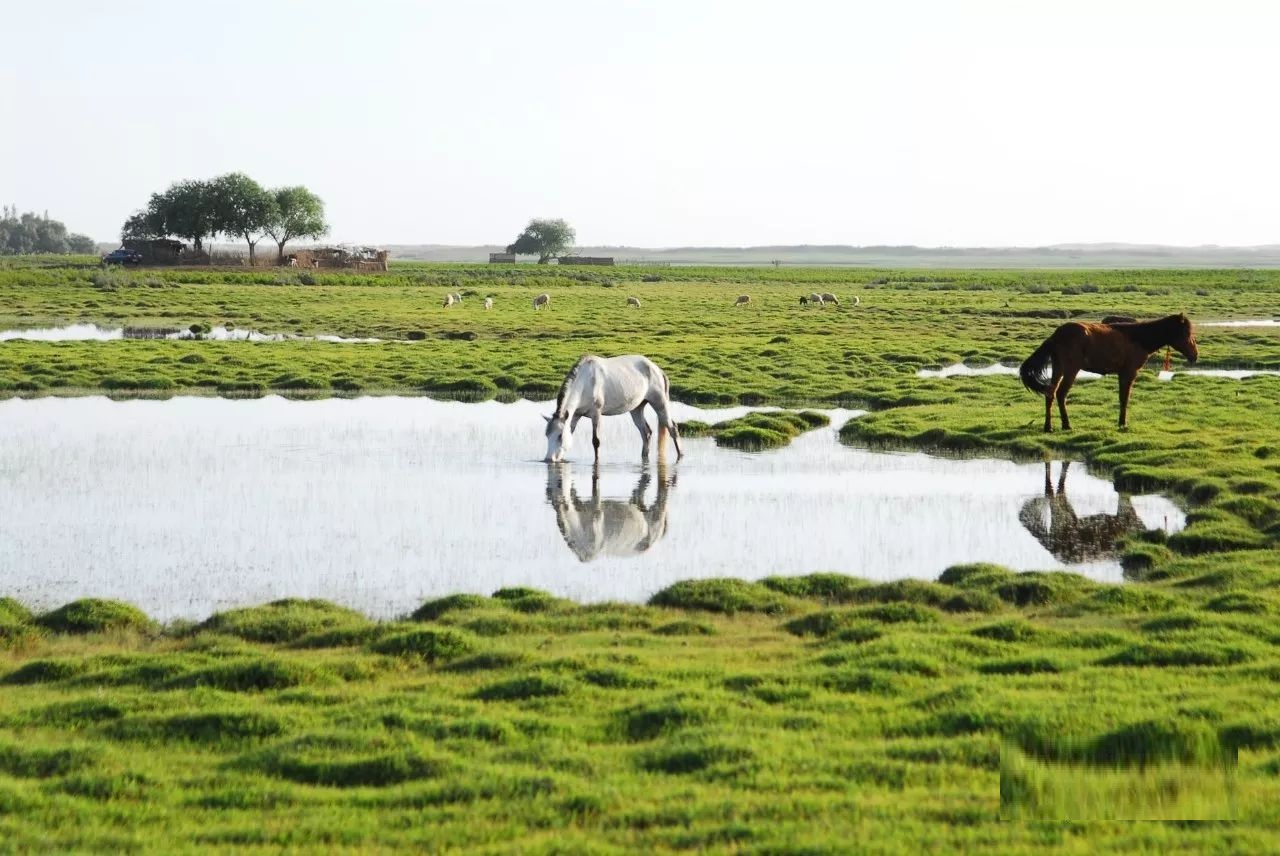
[2,576,1280,852]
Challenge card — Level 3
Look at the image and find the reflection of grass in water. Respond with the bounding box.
[1001,745,1236,821]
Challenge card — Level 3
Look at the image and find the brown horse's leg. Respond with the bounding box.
[1056,369,1079,431]
[1118,370,1137,428]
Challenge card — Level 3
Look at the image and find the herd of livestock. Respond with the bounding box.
[439,292,862,310]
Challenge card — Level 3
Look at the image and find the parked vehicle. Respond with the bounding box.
[102,248,143,266]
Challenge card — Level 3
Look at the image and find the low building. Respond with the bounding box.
[289,246,389,272]
[123,238,186,265]
[557,256,615,266]
[488,252,516,263]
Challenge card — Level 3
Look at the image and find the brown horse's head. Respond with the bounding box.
[1173,313,1198,364]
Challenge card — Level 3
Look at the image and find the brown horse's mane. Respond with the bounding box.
[1110,314,1188,352]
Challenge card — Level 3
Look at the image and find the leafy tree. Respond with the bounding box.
[264,186,328,263]
[121,209,165,242]
[67,233,97,254]
[0,206,94,255]
[210,173,275,264]
[506,218,576,264]
[156,180,219,251]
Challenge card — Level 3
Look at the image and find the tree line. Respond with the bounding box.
[124,173,328,264]
[0,206,97,255]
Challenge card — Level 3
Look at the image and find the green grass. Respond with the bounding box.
[4,259,1280,850]
[0,582,1277,851]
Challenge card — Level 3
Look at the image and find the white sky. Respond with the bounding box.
[3,0,1279,247]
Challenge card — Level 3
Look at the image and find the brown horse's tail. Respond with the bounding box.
[1019,337,1056,394]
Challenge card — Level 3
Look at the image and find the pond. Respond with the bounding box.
[0,324,379,343]
[0,396,1184,620]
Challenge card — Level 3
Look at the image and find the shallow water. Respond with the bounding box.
[0,397,1184,620]
[0,323,379,343]
[1202,319,1280,327]
[919,363,1280,381]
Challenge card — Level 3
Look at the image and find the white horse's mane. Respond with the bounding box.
[554,355,591,417]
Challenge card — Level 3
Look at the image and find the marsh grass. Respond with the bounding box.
[3,260,1280,849]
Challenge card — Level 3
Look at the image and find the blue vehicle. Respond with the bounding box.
[102,248,143,266]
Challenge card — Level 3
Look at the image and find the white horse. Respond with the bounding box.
[627,296,641,308]
[544,354,682,462]
[484,297,494,310]
[546,462,673,562]
[451,292,463,304]
[442,293,456,308]
[533,293,550,310]
[734,295,751,307]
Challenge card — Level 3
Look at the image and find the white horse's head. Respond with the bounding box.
[544,412,572,462]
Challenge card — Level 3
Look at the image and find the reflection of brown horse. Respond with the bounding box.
[1020,314,1198,432]
[1018,462,1144,563]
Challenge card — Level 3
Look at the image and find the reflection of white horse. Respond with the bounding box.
[543,354,682,462]
[546,462,673,562]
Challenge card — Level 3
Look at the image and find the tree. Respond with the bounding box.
[210,173,275,264]
[121,209,165,242]
[506,218,575,264]
[264,186,328,263]
[67,233,97,254]
[121,179,218,250]
[0,206,94,255]
[156,179,219,251]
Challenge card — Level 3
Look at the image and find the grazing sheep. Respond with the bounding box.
[734,295,751,307]
[820,292,839,306]
[848,295,861,307]
[799,295,809,306]
[451,292,463,303]
[808,292,824,305]
[533,293,550,310]
[484,297,494,310]
[627,296,642,308]
[442,293,456,308]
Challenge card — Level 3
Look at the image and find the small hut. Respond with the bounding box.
[123,238,185,265]
[289,246,389,272]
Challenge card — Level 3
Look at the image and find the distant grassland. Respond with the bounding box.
[2,259,1280,851]
[0,263,1278,402]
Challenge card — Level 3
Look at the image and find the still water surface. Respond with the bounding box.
[0,396,1183,619]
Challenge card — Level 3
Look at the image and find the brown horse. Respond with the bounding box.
[1020,314,1198,432]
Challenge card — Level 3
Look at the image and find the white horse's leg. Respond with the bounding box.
[591,412,602,462]
[652,399,683,460]
[630,404,652,458]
